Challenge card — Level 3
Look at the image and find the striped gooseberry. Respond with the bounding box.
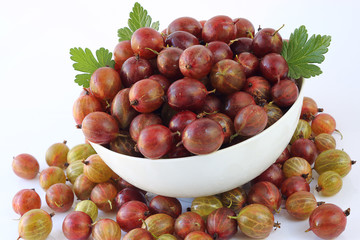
[90,182,118,212]
[306,204,350,239]
[45,183,74,213]
[18,209,53,240]
[311,113,336,135]
[75,200,98,222]
[12,189,41,216]
[141,213,175,237]
[83,154,113,183]
[314,149,354,177]
[290,119,312,144]
[219,187,247,214]
[45,140,69,169]
[92,218,122,240]
[174,211,206,239]
[314,133,336,153]
[316,170,343,196]
[247,181,282,213]
[12,153,39,180]
[62,211,92,240]
[73,174,97,201]
[236,203,275,239]
[66,143,96,164]
[285,191,317,220]
[65,160,84,184]
[280,176,310,198]
[206,207,238,240]
[190,195,223,220]
[39,166,66,190]
[283,157,312,183]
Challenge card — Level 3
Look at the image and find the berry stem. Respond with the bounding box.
[272,24,285,37]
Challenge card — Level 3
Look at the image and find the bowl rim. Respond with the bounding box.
[91,77,304,163]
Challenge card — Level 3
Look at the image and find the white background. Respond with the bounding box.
[1,0,360,239]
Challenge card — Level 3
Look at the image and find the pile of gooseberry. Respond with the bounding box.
[11,15,354,240]
[75,15,301,159]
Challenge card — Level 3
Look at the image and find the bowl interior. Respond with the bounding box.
[90,78,304,198]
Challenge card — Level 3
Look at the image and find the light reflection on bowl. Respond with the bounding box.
[90,79,304,198]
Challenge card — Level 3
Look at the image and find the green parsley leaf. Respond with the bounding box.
[117,2,160,41]
[70,47,115,88]
[281,25,331,79]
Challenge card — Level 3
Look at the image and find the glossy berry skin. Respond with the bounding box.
[157,47,183,79]
[301,96,322,121]
[243,76,271,102]
[123,228,154,240]
[12,153,39,180]
[234,105,268,137]
[137,125,174,159]
[167,78,208,111]
[165,31,200,50]
[174,211,206,239]
[207,113,235,144]
[18,209,53,240]
[234,17,255,38]
[281,176,310,198]
[12,189,41,216]
[290,138,318,165]
[271,79,299,107]
[131,27,164,59]
[90,182,118,212]
[247,181,282,212]
[167,17,202,39]
[260,53,289,84]
[252,28,283,58]
[311,113,336,135]
[223,91,255,119]
[235,52,259,77]
[73,92,103,126]
[206,41,233,63]
[111,88,138,130]
[120,56,153,87]
[206,207,238,240]
[115,187,147,210]
[182,118,224,155]
[237,204,274,239]
[169,110,197,136]
[81,111,119,144]
[116,200,150,233]
[314,133,336,152]
[179,45,214,79]
[129,113,162,142]
[230,37,253,55]
[285,191,317,220]
[314,149,352,177]
[252,163,285,188]
[149,195,182,218]
[90,67,122,102]
[113,40,134,69]
[283,157,312,183]
[45,183,74,212]
[62,211,92,240]
[129,79,165,113]
[92,218,122,240]
[149,74,172,92]
[307,204,348,239]
[184,231,213,240]
[202,15,237,43]
[210,59,246,95]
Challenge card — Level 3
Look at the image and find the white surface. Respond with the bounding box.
[1,0,359,239]
[91,79,304,198]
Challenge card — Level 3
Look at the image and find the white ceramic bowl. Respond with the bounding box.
[90,79,304,198]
